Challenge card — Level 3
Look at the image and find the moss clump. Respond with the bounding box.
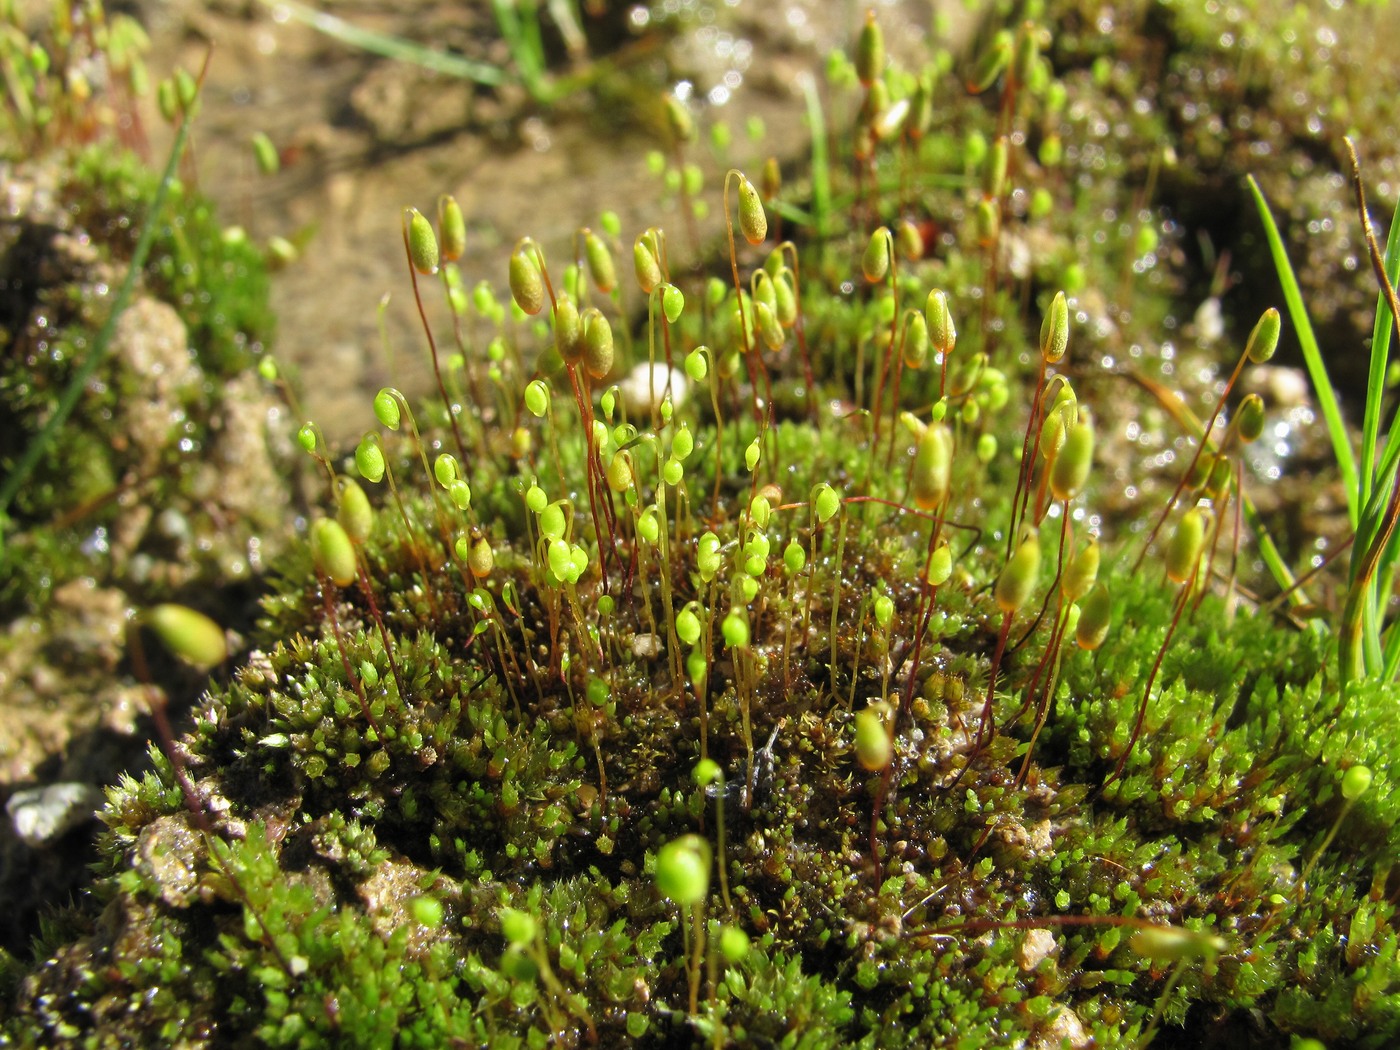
[6,4,1400,1048]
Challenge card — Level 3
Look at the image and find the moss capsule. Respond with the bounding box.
[995,537,1041,615]
[1076,582,1112,650]
[656,835,711,906]
[911,423,952,511]
[337,479,374,545]
[311,517,357,588]
[145,604,227,671]
[737,174,767,244]
[405,207,439,275]
[1050,415,1094,501]
[855,704,893,772]
[437,194,466,262]
[1245,307,1281,364]
[508,245,544,315]
[1040,290,1069,364]
[1165,509,1209,584]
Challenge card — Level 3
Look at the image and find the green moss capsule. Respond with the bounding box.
[862,226,892,283]
[554,294,582,363]
[508,245,544,315]
[634,233,663,294]
[311,517,358,588]
[250,131,279,176]
[656,835,711,905]
[582,228,616,293]
[967,29,1013,94]
[1050,415,1093,501]
[995,537,1041,615]
[855,10,884,87]
[854,704,893,772]
[145,604,227,671]
[903,310,930,370]
[1342,765,1373,801]
[437,194,466,262]
[1040,290,1069,364]
[1165,508,1209,584]
[468,535,494,578]
[1236,393,1266,444]
[1245,307,1281,364]
[606,450,633,493]
[1076,582,1112,650]
[912,423,952,510]
[926,289,956,359]
[355,434,386,484]
[983,135,1008,200]
[1064,539,1100,602]
[737,174,768,245]
[896,219,924,262]
[582,307,614,380]
[337,479,374,545]
[405,207,439,275]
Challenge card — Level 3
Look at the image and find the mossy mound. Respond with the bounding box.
[6,3,1400,1048]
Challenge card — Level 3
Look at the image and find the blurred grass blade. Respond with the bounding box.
[260,0,506,86]
[1247,174,1358,527]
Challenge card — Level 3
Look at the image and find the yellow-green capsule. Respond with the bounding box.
[926,540,953,587]
[975,197,1000,246]
[606,450,634,493]
[438,194,467,262]
[1050,415,1094,501]
[583,228,616,294]
[1204,455,1233,500]
[1245,307,1281,364]
[1013,21,1040,86]
[1076,582,1112,650]
[855,9,884,87]
[854,704,893,772]
[664,93,695,142]
[1040,290,1069,363]
[145,604,227,671]
[995,537,1041,615]
[911,423,952,510]
[406,207,439,275]
[337,478,374,545]
[983,134,1009,200]
[509,245,544,315]
[762,155,781,201]
[1063,539,1100,602]
[1341,765,1373,801]
[967,30,1013,94]
[896,219,924,262]
[862,226,891,283]
[755,300,784,350]
[1236,393,1266,444]
[554,294,582,363]
[250,131,279,176]
[634,233,662,294]
[1165,508,1209,584]
[1128,925,1226,963]
[737,174,768,245]
[926,289,956,358]
[582,307,614,380]
[655,834,711,905]
[311,517,358,588]
[903,311,930,370]
[773,270,797,327]
[468,534,495,578]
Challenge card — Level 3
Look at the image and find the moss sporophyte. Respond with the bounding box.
[10,4,1400,1048]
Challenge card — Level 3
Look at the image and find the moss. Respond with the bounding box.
[6,2,1400,1047]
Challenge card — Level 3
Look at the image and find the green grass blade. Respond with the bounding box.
[1247,174,1359,527]
[261,0,507,87]
[1360,188,1400,505]
[800,74,831,243]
